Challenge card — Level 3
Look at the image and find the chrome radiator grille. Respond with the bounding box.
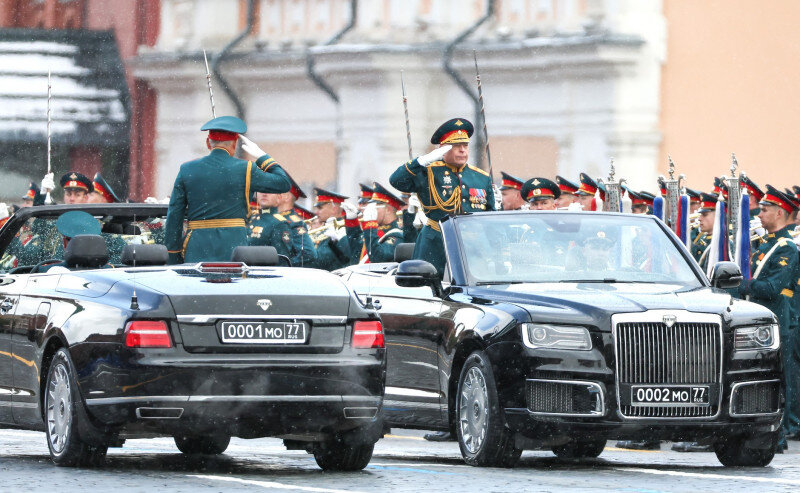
[615,320,722,418]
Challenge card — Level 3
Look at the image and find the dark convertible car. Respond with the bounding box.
[338,211,782,467]
[0,204,385,470]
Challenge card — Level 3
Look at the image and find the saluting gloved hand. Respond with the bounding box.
[362,202,378,223]
[41,172,55,194]
[341,201,359,220]
[325,217,338,241]
[416,145,452,167]
[407,194,422,214]
[239,135,266,159]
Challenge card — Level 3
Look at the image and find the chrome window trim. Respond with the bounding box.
[729,379,781,417]
[526,378,606,417]
[611,310,724,421]
[177,315,347,324]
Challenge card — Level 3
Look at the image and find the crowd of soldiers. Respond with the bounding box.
[5,113,800,452]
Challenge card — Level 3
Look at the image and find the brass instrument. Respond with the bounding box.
[303,216,344,236]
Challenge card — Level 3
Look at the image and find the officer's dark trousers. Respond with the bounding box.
[412,225,445,277]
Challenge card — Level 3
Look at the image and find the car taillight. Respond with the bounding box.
[124,320,173,348]
[352,320,384,349]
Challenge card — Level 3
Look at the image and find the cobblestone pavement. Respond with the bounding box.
[2,429,800,492]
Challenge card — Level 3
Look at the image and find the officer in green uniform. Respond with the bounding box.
[389,117,494,276]
[499,172,526,211]
[690,193,717,270]
[310,187,352,271]
[555,175,579,209]
[272,173,317,267]
[21,181,45,207]
[574,173,605,212]
[742,176,764,221]
[37,211,103,272]
[739,185,799,450]
[90,173,122,203]
[165,116,291,264]
[345,183,404,264]
[247,192,296,261]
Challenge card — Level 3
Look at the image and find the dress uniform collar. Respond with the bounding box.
[444,162,465,173]
[210,147,234,157]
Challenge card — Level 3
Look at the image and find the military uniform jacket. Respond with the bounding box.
[247,207,294,259]
[691,232,711,270]
[312,234,352,271]
[346,219,403,264]
[390,158,494,275]
[165,150,290,263]
[279,210,317,267]
[741,225,799,330]
[390,158,494,221]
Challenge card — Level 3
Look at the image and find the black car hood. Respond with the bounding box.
[466,282,769,330]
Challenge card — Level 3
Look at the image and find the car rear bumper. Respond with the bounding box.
[75,348,385,439]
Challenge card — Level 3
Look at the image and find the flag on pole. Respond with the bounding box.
[678,194,690,247]
[735,190,751,281]
[706,197,728,278]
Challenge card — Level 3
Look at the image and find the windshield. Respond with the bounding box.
[453,212,702,287]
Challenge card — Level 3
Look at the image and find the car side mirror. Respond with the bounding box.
[710,261,742,289]
[396,260,442,297]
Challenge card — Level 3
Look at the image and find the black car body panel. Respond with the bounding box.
[0,204,385,443]
[339,211,781,449]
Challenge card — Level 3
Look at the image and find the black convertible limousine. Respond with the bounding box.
[338,211,782,467]
[0,204,385,470]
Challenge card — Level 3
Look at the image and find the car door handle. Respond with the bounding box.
[0,300,13,313]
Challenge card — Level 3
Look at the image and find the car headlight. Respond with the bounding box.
[734,324,780,351]
[522,324,592,351]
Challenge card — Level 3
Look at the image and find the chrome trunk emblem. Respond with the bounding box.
[257,299,272,311]
[662,314,677,328]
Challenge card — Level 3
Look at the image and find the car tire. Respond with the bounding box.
[456,351,522,468]
[312,440,374,471]
[45,348,109,467]
[553,439,606,459]
[714,433,777,467]
[174,434,231,455]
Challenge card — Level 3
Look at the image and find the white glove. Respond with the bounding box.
[750,218,766,239]
[492,184,502,210]
[413,210,426,229]
[407,194,422,214]
[239,135,266,159]
[0,203,8,221]
[325,218,338,241]
[567,201,583,211]
[144,196,160,204]
[417,145,452,167]
[341,201,359,220]
[362,202,378,222]
[41,172,55,193]
[160,196,171,204]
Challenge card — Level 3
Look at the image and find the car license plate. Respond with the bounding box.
[219,321,308,344]
[631,385,709,406]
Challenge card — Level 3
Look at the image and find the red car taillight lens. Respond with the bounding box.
[352,320,384,349]
[124,320,173,348]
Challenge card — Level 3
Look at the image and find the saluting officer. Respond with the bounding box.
[740,185,800,450]
[346,183,404,264]
[165,116,291,264]
[498,171,526,210]
[310,187,352,271]
[389,118,494,276]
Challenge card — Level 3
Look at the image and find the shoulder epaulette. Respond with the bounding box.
[273,213,287,222]
[289,214,302,222]
[428,161,446,168]
[467,164,490,177]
